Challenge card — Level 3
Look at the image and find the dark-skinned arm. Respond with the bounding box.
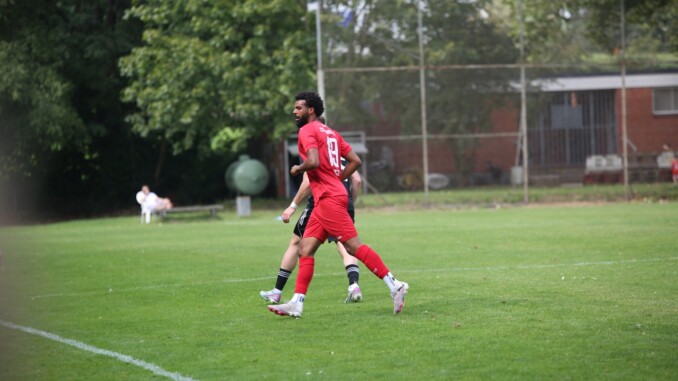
[340,150,362,181]
[290,148,319,176]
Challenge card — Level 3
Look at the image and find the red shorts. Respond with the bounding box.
[303,195,358,243]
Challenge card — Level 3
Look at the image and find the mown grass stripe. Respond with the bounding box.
[29,256,677,300]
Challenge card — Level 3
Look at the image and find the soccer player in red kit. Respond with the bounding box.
[268,91,408,318]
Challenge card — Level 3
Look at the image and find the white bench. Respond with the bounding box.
[585,154,622,173]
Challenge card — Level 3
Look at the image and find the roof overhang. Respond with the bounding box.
[286,132,368,156]
[287,142,368,156]
[529,73,678,92]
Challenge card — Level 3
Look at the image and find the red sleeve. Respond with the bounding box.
[299,126,318,155]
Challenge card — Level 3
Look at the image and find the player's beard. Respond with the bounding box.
[296,113,309,128]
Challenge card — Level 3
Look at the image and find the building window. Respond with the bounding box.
[529,90,617,166]
[653,87,678,115]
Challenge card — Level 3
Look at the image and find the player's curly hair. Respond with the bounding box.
[295,91,325,117]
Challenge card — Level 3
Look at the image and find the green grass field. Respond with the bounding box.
[1,202,677,380]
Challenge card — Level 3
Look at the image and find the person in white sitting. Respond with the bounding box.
[136,185,173,223]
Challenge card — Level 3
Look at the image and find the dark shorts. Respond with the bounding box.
[293,205,312,238]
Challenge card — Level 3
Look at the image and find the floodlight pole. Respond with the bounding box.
[620,0,630,200]
[519,0,529,203]
[315,0,327,120]
[418,0,430,204]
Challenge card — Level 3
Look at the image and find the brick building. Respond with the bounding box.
[273,71,678,196]
[522,71,678,184]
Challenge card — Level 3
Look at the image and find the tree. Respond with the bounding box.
[318,0,518,186]
[119,0,317,172]
[497,0,678,66]
[0,1,86,181]
[0,0,152,218]
[584,0,678,62]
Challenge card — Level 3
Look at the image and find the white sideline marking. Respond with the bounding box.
[30,257,677,300]
[0,320,197,381]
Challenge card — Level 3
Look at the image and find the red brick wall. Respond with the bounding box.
[369,106,520,175]
[273,88,677,195]
[476,106,519,172]
[617,88,678,153]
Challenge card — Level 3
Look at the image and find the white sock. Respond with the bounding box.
[382,272,399,293]
[291,293,305,303]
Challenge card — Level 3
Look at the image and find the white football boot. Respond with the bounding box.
[345,283,363,303]
[259,289,281,304]
[391,281,409,315]
[268,301,303,318]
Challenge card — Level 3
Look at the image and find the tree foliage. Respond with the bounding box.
[498,0,678,64]
[320,0,518,183]
[0,0,150,217]
[120,0,316,157]
[1,0,316,220]
[0,1,86,179]
[1,0,675,219]
[584,0,678,58]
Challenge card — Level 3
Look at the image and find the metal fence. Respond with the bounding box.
[300,0,678,202]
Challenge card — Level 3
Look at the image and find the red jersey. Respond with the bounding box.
[297,120,353,202]
[671,158,678,174]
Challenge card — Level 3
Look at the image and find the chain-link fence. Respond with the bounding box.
[296,0,678,202]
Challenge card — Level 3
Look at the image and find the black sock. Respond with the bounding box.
[275,268,292,291]
[345,264,360,286]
